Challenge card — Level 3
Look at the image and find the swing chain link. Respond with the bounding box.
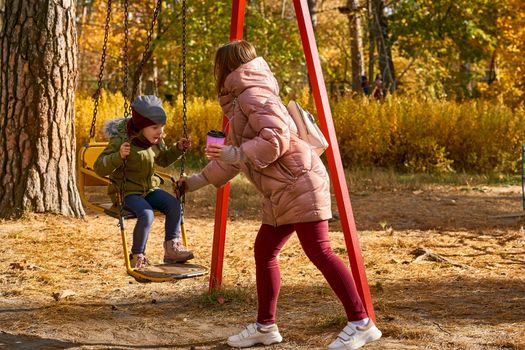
[123,0,130,119]
[131,0,162,101]
[90,0,112,141]
[179,0,188,207]
[119,0,131,221]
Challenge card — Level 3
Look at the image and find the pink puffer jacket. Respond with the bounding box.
[202,57,332,226]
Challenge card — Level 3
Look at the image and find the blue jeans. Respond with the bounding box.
[124,189,182,255]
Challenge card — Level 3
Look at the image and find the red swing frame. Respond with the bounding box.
[208,0,376,322]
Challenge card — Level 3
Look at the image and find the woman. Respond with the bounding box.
[178,41,381,350]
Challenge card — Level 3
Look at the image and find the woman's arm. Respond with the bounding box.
[237,92,291,169]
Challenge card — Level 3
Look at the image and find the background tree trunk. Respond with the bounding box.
[371,0,395,93]
[307,0,317,31]
[347,0,365,92]
[0,0,84,218]
[367,0,376,87]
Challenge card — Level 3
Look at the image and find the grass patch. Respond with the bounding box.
[194,286,254,309]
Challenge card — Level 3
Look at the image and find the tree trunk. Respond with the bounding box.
[307,0,317,31]
[347,0,365,92]
[367,0,375,87]
[371,0,395,93]
[0,0,84,218]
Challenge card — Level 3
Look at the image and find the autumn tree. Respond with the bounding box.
[0,0,84,217]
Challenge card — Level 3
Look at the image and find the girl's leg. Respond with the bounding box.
[254,224,295,325]
[294,220,368,321]
[124,194,154,254]
[145,188,182,241]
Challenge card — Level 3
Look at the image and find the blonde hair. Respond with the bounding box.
[214,40,257,94]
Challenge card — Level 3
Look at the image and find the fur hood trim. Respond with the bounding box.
[103,117,127,139]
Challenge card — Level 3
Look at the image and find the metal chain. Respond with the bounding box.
[90,0,112,141]
[179,0,188,207]
[122,0,130,119]
[119,0,131,220]
[131,0,162,100]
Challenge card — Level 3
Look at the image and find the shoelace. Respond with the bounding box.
[174,241,189,252]
[135,255,149,268]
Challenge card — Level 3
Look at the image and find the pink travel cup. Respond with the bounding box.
[206,130,226,145]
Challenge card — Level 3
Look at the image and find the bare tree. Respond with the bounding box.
[371,0,395,93]
[0,0,84,218]
[307,0,317,31]
[346,0,365,92]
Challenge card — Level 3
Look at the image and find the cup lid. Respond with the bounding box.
[207,130,226,138]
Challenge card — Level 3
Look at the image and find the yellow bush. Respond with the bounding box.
[75,91,525,173]
[332,96,524,172]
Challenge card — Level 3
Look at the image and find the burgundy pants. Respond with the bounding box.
[254,220,368,325]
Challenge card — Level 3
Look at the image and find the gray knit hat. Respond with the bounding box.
[131,95,167,126]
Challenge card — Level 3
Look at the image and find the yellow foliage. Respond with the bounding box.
[75,92,525,173]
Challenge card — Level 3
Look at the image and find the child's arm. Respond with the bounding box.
[93,137,125,177]
[154,138,188,167]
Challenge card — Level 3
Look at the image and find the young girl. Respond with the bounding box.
[94,95,193,269]
[177,41,382,349]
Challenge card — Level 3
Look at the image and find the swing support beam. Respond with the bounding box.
[209,0,376,322]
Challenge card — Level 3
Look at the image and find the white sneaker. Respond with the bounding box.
[328,321,382,350]
[227,323,283,348]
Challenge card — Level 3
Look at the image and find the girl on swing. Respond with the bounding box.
[177,41,382,350]
[94,95,193,269]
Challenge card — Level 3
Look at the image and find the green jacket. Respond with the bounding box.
[93,118,182,202]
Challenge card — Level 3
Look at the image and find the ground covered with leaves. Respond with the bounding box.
[1,174,524,349]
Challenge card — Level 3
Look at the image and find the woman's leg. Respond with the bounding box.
[254,224,295,325]
[124,194,154,254]
[294,220,368,321]
[145,188,181,241]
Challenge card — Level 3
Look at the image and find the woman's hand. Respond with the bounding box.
[206,143,224,160]
[119,142,131,159]
[177,138,192,151]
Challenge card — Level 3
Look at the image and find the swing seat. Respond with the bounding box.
[130,262,208,282]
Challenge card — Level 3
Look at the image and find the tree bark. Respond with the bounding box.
[347,0,365,92]
[371,0,395,93]
[307,0,317,31]
[367,0,375,86]
[0,0,84,218]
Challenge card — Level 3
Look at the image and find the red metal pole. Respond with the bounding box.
[209,0,246,291]
[292,0,376,321]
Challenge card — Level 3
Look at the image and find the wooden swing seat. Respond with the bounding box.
[132,262,208,281]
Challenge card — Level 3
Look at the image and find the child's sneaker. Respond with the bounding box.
[227,323,282,348]
[163,239,194,263]
[328,321,382,350]
[130,253,149,269]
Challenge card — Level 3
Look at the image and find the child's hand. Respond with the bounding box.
[205,143,224,160]
[119,142,131,159]
[177,138,191,151]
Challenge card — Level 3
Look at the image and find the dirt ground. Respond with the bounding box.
[0,179,524,350]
